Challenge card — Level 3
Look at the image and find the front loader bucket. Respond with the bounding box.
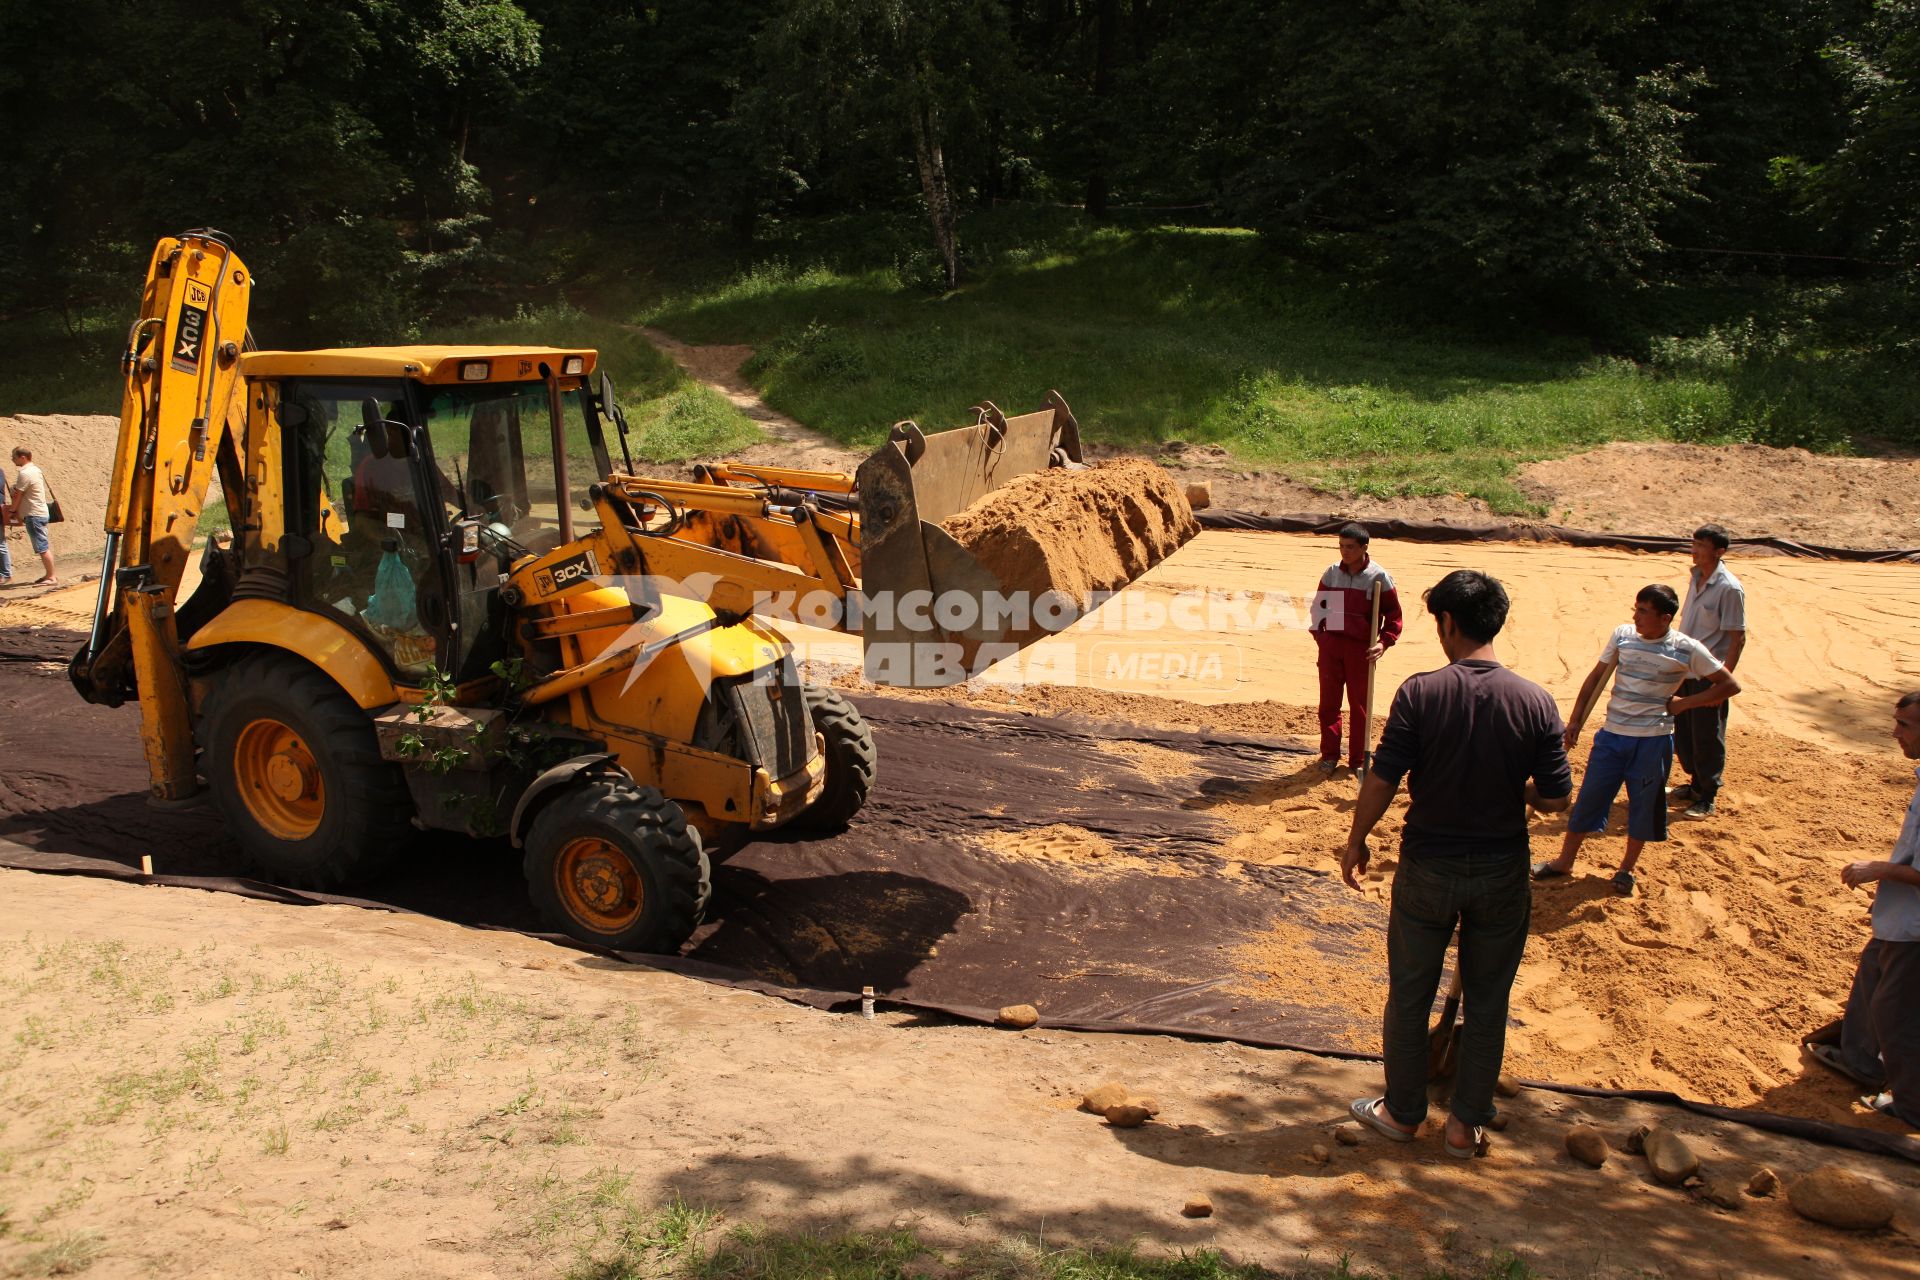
[855,391,1195,685]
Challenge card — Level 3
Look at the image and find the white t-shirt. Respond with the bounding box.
[12,463,48,520]
[1598,623,1722,737]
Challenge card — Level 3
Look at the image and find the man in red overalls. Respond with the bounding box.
[1311,523,1403,772]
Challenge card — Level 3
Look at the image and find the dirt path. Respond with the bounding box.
[2,870,1915,1280]
[637,327,863,474]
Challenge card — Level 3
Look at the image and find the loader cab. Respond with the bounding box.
[254,347,606,688]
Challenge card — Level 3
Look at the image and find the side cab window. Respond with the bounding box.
[279,379,447,681]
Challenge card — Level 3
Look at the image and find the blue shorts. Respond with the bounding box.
[1568,728,1672,842]
[22,515,48,555]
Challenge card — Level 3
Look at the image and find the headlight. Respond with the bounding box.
[460,360,490,381]
[562,356,585,376]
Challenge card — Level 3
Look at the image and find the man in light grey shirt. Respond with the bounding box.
[1810,690,1920,1124]
[1673,523,1745,818]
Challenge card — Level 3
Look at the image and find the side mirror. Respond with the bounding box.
[598,372,628,430]
[362,398,384,430]
[385,421,411,459]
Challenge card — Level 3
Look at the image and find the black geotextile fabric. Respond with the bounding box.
[2,625,1916,1164]
[1197,509,1920,563]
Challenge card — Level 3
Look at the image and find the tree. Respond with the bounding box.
[753,0,1016,287]
[1811,0,1920,266]
[1225,0,1703,292]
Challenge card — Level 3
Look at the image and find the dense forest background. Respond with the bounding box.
[1,1,1916,504]
[3,0,1913,338]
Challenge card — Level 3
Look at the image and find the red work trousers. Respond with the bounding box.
[1316,635,1372,767]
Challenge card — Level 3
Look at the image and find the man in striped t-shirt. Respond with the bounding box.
[1532,584,1740,895]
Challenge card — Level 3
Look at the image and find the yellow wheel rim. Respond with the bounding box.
[233,717,326,840]
[554,836,644,934]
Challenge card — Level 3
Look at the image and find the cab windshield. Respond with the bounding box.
[420,381,611,550]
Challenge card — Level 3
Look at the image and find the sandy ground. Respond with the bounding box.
[1519,442,1920,550]
[8,350,1920,1276]
[2,870,1918,1280]
[790,529,1920,757]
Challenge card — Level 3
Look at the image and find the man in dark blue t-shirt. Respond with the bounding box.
[1340,569,1572,1158]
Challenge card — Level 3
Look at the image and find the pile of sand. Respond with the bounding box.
[941,459,1197,615]
[1518,442,1920,550]
[875,677,1915,1131]
[0,414,119,568]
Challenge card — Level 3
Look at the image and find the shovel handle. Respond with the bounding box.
[1361,579,1383,776]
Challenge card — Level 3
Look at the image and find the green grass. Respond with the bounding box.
[565,1207,1537,1280]
[419,307,763,465]
[641,213,1920,513]
[0,304,763,469]
[18,214,1911,513]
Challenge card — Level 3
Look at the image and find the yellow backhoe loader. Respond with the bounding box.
[72,230,1175,952]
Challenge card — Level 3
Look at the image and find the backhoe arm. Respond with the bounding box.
[74,231,253,803]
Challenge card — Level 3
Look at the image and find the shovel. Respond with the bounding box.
[1427,963,1464,1080]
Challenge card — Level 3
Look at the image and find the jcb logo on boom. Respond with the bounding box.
[170,280,213,374]
[534,551,598,596]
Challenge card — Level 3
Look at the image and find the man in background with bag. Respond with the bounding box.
[10,447,59,587]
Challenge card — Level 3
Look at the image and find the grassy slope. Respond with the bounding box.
[0,308,763,468]
[10,215,1909,515]
[644,217,1917,513]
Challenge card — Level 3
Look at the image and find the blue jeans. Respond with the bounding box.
[1567,728,1671,842]
[1382,851,1532,1129]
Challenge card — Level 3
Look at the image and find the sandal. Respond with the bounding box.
[1348,1096,1417,1143]
[1807,1041,1884,1089]
[1445,1124,1488,1159]
[1530,861,1570,882]
[1862,1091,1904,1119]
[1611,870,1636,896]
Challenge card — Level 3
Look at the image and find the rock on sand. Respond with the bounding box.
[1788,1167,1895,1231]
[1746,1167,1779,1198]
[1081,1082,1130,1114]
[1182,1195,1213,1219]
[1644,1127,1699,1187]
[1105,1104,1154,1128]
[1700,1171,1745,1211]
[996,1004,1040,1029]
[1565,1125,1609,1168]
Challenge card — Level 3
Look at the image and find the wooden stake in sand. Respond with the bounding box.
[1360,580,1384,778]
[140,855,154,876]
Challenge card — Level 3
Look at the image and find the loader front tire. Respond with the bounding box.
[795,685,876,832]
[197,651,414,888]
[523,776,709,953]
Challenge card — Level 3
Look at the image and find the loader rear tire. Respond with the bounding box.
[197,651,415,888]
[795,685,875,832]
[523,776,709,953]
